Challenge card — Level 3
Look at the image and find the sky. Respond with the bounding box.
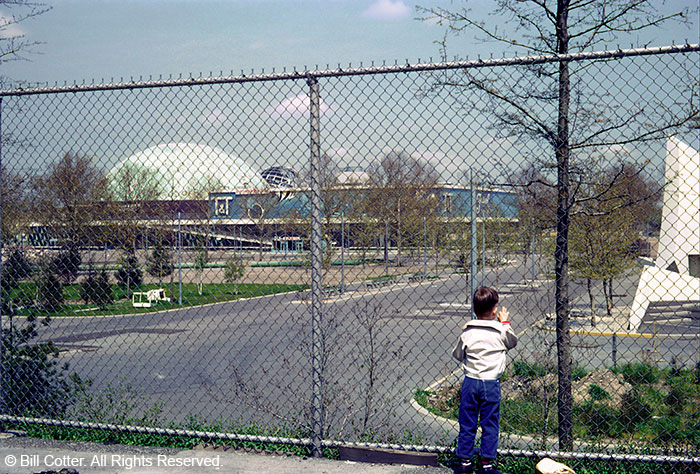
[1,0,698,87]
[0,0,698,186]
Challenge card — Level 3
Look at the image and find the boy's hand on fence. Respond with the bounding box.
[497,307,510,323]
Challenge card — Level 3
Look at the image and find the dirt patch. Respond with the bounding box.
[572,369,631,408]
[434,369,632,413]
[503,369,631,409]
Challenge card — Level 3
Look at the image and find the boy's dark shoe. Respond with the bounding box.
[479,460,502,474]
[453,458,473,474]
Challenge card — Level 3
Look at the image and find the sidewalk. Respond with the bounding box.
[0,435,450,474]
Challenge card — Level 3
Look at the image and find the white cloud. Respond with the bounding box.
[362,0,411,20]
[268,93,333,119]
[0,14,25,39]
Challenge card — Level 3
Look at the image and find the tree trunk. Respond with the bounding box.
[555,0,573,452]
[588,278,595,327]
[605,278,614,316]
[258,231,264,262]
[383,223,388,269]
[434,234,439,274]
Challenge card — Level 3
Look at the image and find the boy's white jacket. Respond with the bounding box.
[452,319,518,380]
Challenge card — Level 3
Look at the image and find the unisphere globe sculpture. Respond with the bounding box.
[261,166,299,189]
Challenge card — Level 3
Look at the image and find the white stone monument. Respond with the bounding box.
[629,137,700,332]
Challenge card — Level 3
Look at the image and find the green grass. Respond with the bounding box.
[7,281,308,317]
[613,362,663,385]
[414,389,459,419]
[4,416,697,473]
[1,419,333,457]
[415,362,700,450]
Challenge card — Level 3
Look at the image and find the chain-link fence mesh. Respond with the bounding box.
[0,45,699,461]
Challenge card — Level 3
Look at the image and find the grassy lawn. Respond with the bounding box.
[6,281,308,317]
[415,361,700,451]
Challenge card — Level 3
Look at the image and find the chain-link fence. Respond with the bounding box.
[0,44,699,462]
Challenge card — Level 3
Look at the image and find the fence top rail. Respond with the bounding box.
[1,43,698,97]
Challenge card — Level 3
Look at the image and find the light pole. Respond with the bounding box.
[470,168,477,314]
[384,219,389,276]
[423,216,427,277]
[178,210,182,305]
[341,209,345,293]
[481,208,486,287]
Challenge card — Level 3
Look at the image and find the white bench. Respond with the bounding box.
[132,288,171,308]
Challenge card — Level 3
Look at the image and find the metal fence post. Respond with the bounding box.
[307,76,324,457]
[481,208,485,287]
[423,216,427,277]
[470,168,477,316]
[341,209,345,293]
[384,219,389,276]
[531,218,536,282]
[178,211,182,305]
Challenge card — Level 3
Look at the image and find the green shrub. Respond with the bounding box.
[665,379,694,416]
[588,384,611,402]
[37,271,64,312]
[80,270,113,309]
[0,313,84,417]
[620,389,654,428]
[147,241,173,278]
[648,415,682,444]
[576,402,620,437]
[511,359,548,378]
[115,251,142,294]
[52,245,82,283]
[70,378,161,427]
[617,362,661,385]
[501,399,557,436]
[224,259,246,293]
[1,248,33,290]
[572,364,588,381]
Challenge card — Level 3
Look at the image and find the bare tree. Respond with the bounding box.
[107,163,163,297]
[570,161,659,324]
[0,165,27,242]
[419,0,696,449]
[0,1,50,65]
[481,203,521,286]
[226,300,404,440]
[364,151,439,267]
[312,152,349,267]
[285,152,352,268]
[32,153,111,249]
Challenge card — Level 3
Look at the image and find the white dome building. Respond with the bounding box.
[110,143,267,199]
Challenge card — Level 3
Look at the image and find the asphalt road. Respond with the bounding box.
[18,255,700,446]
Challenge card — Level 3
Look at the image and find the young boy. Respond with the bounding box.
[452,287,518,474]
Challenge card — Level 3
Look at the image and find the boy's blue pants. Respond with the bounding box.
[456,376,501,460]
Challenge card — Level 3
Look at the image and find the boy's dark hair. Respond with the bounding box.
[473,286,499,317]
